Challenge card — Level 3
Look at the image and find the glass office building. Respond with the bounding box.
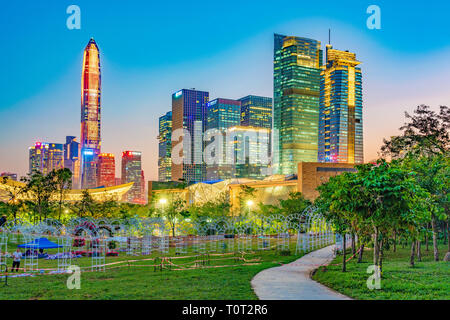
[273,34,322,175]
[158,111,172,182]
[171,89,209,183]
[64,136,80,188]
[318,45,363,164]
[122,151,143,203]
[205,98,241,180]
[80,38,102,189]
[238,95,272,129]
[29,142,64,175]
[98,153,115,187]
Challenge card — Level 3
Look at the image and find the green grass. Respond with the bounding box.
[0,239,305,300]
[312,244,450,300]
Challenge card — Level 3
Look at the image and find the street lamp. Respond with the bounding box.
[246,200,254,215]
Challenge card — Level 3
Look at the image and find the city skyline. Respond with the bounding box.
[1,2,450,181]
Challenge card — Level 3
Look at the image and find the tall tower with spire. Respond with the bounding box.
[80,38,102,189]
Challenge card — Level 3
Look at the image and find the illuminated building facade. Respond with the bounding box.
[206,98,241,180]
[171,89,209,183]
[122,151,143,203]
[64,136,80,188]
[273,34,322,175]
[98,153,115,187]
[29,142,64,175]
[226,126,271,179]
[158,111,172,182]
[238,95,272,129]
[80,38,102,189]
[318,45,363,164]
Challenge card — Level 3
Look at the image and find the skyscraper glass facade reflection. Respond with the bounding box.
[273,34,322,175]
[29,142,64,175]
[171,89,209,183]
[80,38,102,189]
[158,111,172,182]
[238,95,272,129]
[122,151,143,202]
[318,45,363,164]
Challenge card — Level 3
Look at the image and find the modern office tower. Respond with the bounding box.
[80,38,102,189]
[273,34,323,175]
[226,126,271,179]
[140,170,146,204]
[0,172,17,181]
[171,89,209,183]
[29,142,64,175]
[206,98,241,180]
[238,95,273,129]
[64,136,80,188]
[158,111,172,182]
[98,153,115,187]
[318,45,363,164]
[122,151,143,203]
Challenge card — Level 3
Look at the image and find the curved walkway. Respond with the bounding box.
[251,245,351,300]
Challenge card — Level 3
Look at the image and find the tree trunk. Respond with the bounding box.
[373,226,379,266]
[447,218,450,253]
[357,243,365,263]
[393,230,397,253]
[416,240,422,262]
[351,233,356,255]
[410,240,416,267]
[431,215,440,261]
[379,238,384,273]
[342,234,346,272]
[425,224,429,252]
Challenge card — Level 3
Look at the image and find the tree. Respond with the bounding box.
[381,105,449,261]
[71,190,96,218]
[278,192,312,216]
[21,170,57,222]
[49,168,72,221]
[1,176,25,222]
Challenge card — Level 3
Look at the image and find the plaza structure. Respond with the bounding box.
[80,38,102,189]
[318,45,363,164]
[0,178,133,202]
[149,161,356,211]
[273,34,323,175]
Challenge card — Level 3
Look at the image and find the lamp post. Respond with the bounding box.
[246,200,254,215]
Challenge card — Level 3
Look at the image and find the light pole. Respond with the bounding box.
[246,200,254,215]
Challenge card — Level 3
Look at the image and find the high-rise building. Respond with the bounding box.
[98,153,115,187]
[171,89,209,183]
[318,45,363,164]
[273,34,323,175]
[238,95,273,129]
[140,170,146,203]
[64,136,80,188]
[29,142,64,175]
[158,111,172,182]
[80,38,102,189]
[205,98,241,180]
[122,151,142,202]
[226,126,271,179]
[0,172,17,181]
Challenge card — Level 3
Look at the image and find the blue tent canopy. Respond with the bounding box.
[18,237,62,249]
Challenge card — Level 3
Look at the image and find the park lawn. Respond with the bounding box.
[0,241,304,300]
[312,244,450,300]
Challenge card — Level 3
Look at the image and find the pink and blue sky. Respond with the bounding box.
[1,1,449,180]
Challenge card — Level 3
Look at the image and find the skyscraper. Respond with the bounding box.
[98,153,115,187]
[318,45,363,164]
[64,136,80,188]
[29,142,64,175]
[205,98,241,180]
[273,34,323,175]
[158,111,172,182]
[226,126,271,179]
[238,95,273,129]
[80,38,102,189]
[122,151,142,203]
[171,89,209,183]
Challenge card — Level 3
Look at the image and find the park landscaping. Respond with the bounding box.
[313,244,449,300]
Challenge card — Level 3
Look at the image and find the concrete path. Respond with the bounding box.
[251,245,351,300]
